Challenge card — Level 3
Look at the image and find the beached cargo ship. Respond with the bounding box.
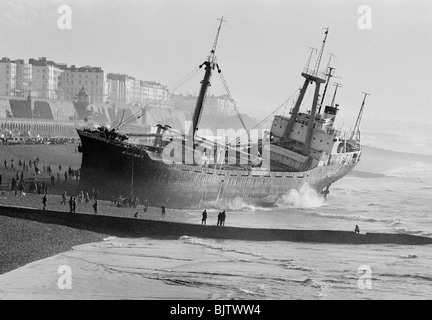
[77,22,367,209]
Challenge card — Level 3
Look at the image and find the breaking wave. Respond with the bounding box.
[276,184,326,208]
[307,211,402,224]
[398,254,418,259]
[180,236,263,258]
[201,197,265,212]
[379,273,432,282]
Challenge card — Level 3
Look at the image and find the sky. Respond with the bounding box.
[1,0,431,129]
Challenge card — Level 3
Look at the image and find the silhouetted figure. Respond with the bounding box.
[0,174,2,187]
[202,210,207,225]
[161,205,166,218]
[355,225,360,234]
[72,197,77,213]
[69,196,74,213]
[220,211,226,226]
[217,212,222,226]
[42,194,47,210]
[93,200,99,214]
[134,212,138,218]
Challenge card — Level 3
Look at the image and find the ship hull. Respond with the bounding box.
[77,129,358,209]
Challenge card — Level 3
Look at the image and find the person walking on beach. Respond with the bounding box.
[161,205,166,218]
[10,159,15,170]
[93,200,99,214]
[72,197,77,213]
[201,209,207,225]
[61,191,67,205]
[42,194,47,210]
[143,199,149,213]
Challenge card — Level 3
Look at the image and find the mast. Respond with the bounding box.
[318,66,334,114]
[280,29,329,148]
[188,17,226,141]
[330,82,342,107]
[350,92,370,140]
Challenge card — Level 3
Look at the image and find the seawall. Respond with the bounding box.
[1,205,432,245]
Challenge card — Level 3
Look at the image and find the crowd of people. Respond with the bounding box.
[112,194,141,208]
[2,157,81,193]
[2,157,232,227]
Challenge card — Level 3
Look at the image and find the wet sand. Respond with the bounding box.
[0,189,192,275]
[0,212,107,275]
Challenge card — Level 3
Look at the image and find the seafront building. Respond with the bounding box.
[0,56,237,138]
[171,93,236,115]
[29,57,64,100]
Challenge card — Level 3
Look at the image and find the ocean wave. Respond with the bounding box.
[238,288,265,297]
[379,273,432,282]
[349,170,387,179]
[201,197,266,212]
[392,227,432,237]
[309,211,401,224]
[103,236,118,241]
[276,184,326,209]
[282,264,316,272]
[398,254,418,259]
[180,236,263,258]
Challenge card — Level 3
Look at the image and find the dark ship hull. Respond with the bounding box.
[77,129,358,209]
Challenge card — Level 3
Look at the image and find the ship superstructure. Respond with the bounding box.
[77,21,368,209]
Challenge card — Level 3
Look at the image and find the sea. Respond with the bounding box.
[0,146,431,300]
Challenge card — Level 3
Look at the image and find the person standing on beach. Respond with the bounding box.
[68,196,74,213]
[355,225,360,234]
[72,197,77,213]
[4,159,8,169]
[42,194,47,210]
[143,199,149,213]
[202,210,207,225]
[161,205,166,218]
[93,200,99,214]
[217,212,222,226]
[221,211,226,226]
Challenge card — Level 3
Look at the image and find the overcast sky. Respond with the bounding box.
[1,0,431,128]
